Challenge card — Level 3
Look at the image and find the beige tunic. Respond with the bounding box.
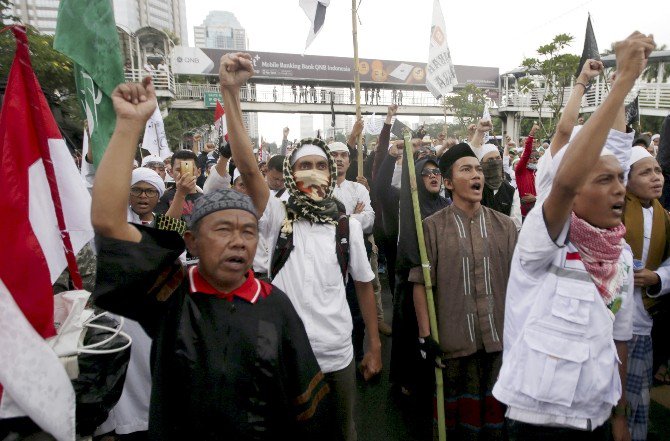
[409,205,517,359]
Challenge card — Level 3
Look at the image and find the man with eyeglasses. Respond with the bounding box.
[411,143,517,439]
[128,168,165,225]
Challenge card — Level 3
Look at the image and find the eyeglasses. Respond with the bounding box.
[130,187,160,198]
[421,168,442,177]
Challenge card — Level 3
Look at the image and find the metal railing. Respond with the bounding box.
[125,68,175,93]
[173,83,446,108]
[500,81,670,112]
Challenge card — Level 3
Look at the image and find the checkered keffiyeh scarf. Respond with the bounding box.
[570,212,627,313]
[282,138,339,230]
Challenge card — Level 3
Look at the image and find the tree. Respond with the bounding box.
[163,108,215,151]
[445,84,488,137]
[643,44,669,83]
[518,34,580,138]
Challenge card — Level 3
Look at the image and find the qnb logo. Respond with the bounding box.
[177,57,200,64]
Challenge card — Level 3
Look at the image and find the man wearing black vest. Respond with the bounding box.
[479,143,522,230]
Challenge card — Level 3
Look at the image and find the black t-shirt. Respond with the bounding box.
[155,188,203,224]
[92,226,330,440]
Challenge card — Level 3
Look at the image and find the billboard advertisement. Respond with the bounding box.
[171,47,499,89]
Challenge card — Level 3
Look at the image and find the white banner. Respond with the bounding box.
[426,0,457,99]
[171,46,214,75]
[142,104,171,159]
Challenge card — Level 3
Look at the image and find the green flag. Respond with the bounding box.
[54,0,124,166]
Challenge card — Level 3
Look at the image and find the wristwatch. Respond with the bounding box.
[612,402,631,418]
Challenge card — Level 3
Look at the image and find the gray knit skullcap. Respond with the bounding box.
[189,189,258,228]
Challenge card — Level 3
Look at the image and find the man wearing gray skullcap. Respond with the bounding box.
[90,78,329,440]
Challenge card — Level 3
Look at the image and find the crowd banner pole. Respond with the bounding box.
[351,0,363,177]
[403,129,446,441]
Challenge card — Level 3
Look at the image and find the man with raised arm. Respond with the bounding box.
[90,78,329,441]
[219,52,381,441]
[493,31,656,441]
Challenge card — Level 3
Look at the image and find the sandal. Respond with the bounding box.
[654,366,670,385]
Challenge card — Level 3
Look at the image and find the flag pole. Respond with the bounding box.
[403,128,446,441]
[351,0,363,177]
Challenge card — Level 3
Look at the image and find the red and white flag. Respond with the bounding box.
[214,99,228,142]
[0,27,94,441]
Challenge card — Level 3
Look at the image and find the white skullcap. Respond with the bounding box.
[141,155,163,166]
[652,134,660,141]
[328,142,349,153]
[478,143,500,161]
[233,168,242,183]
[628,146,653,168]
[290,144,327,166]
[131,167,165,197]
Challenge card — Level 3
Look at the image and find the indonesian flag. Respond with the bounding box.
[214,99,229,143]
[0,27,94,441]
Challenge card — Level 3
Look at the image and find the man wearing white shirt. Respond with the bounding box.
[494,32,656,440]
[220,52,381,441]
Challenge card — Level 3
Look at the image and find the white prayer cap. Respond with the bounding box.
[290,144,328,166]
[478,143,500,161]
[141,155,163,166]
[233,168,242,183]
[652,134,660,141]
[628,146,653,168]
[328,142,349,153]
[131,167,165,197]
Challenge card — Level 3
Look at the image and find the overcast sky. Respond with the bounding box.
[183,0,670,143]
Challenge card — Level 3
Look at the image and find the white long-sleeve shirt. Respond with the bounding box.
[332,180,375,234]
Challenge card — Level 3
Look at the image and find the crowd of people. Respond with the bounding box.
[6,31,670,441]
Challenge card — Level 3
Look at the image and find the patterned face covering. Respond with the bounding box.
[282,138,340,228]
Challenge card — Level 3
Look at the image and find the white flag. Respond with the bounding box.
[141,104,171,159]
[426,0,457,99]
[300,0,330,49]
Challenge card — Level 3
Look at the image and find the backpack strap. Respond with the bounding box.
[275,187,286,198]
[335,214,350,282]
[270,225,294,280]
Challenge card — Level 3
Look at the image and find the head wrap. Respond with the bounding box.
[141,154,163,167]
[478,143,500,161]
[438,142,477,177]
[628,145,653,169]
[328,141,349,153]
[652,134,660,142]
[283,138,340,227]
[131,168,165,198]
[289,144,328,166]
[189,189,258,228]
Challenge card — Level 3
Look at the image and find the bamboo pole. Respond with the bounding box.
[403,129,446,441]
[351,0,363,177]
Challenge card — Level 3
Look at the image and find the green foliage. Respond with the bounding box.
[519,33,580,138]
[163,108,214,150]
[1,0,17,23]
[445,84,488,137]
[0,26,76,98]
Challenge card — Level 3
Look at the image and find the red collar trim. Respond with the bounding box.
[188,266,264,303]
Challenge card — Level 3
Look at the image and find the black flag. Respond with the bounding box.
[625,94,640,127]
[575,15,601,78]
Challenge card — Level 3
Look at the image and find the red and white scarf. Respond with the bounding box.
[570,212,627,311]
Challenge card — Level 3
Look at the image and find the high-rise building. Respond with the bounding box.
[10,0,188,43]
[194,11,256,141]
[300,115,315,140]
[193,11,248,50]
